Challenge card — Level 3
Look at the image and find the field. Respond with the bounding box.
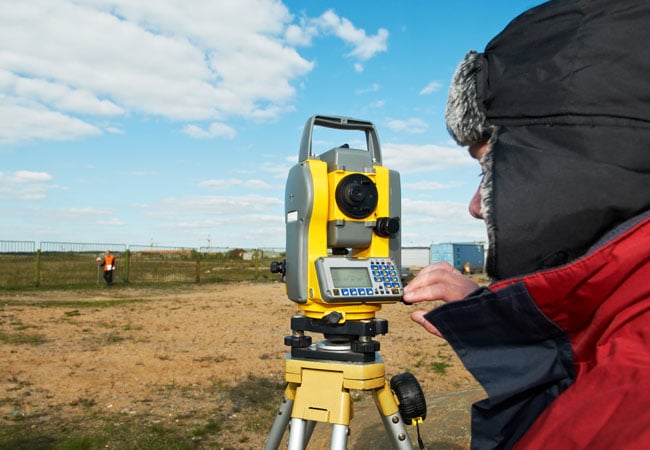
[0,282,482,449]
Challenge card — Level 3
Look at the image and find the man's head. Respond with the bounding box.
[446,0,650,280]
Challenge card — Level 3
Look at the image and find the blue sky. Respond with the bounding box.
[0,0,543,250]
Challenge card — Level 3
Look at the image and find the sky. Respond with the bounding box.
[0,0,544,250]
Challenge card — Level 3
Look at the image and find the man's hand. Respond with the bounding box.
[402,262,479,337]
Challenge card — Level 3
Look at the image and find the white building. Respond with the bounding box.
[401,246,430,269]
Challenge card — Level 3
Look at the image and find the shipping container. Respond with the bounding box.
[429,242,485,273]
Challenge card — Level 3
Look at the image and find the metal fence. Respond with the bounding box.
[40,241,128,253]
[0,240,284,289]
[0,240,36,253]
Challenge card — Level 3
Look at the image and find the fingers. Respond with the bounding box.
[402,262,479,304]
[411,310,443,338]
[403,262,478,340]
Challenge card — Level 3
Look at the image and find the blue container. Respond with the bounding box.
[429,243,485,273]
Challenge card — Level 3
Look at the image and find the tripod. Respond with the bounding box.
[265,316,426,450]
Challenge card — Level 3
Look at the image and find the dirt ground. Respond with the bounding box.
[0,282,482,449]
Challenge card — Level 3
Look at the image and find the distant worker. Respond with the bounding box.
[98,250,116,286]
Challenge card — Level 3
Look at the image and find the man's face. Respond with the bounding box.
[468,141,489,220]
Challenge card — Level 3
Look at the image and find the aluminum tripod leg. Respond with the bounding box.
[286,419,348,450]
[265,389,294,450]
[265,384,318,450]
[373,381,414,449]
[330,424,349,449]
[287,418,321,450]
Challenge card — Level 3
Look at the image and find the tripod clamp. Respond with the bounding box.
[285,315,388,362]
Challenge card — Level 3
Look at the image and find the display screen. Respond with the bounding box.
[330,267,372,288]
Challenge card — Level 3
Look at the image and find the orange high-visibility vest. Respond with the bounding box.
[104,254,116,271]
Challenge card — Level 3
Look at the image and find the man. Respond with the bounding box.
[403,1,650,448]
[100,250,116,286]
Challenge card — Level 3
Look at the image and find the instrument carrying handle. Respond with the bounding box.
[298,115,382,164]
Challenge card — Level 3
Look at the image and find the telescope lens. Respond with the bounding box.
[335,174,378,219]
[348,185,366,202]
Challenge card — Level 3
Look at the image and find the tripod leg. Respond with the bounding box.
[265,385,296,450]
[304,420,317,445]
[373,382,414,450]
[284,417,318,450]
[288,417,308,450]
[330,423,349,450]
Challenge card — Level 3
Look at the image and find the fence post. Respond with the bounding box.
[123,250,131,283]
[254,249,260,279]
[34,249,41,287]
[195,255,201,283]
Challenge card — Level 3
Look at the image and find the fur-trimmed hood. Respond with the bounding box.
[446,0,650,280]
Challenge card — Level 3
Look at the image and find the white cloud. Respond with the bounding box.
[420,80,442,95]
[0,101,101,144]
[0,170,59,200]
[12,171,53,183]
[0,1,304,143]
[404,199,475,224]
[58,207,111,217]
[316,10,388,61]
[0,69,123,116]
[199,178,273,190]
[105,127,124,135]
[97,218,126,226]
[356,83,381,94]
[253,161,292,180]
[145,194,284,246]
[285,23,319,46]
[404,180,461,191]
[382,142,474,173]
[401,198,487,245]
[292,9,388,71]
[182,122,237,140]
[155,195,282,217]
[385,118,429,134]
[0,1,389,145]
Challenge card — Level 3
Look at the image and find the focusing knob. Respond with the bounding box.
[270,260,286,275]
[375,217,400,237]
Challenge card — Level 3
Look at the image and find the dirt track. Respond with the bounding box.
[0,282,481,449]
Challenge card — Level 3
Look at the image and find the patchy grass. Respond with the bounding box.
[0,331,46,345]
[0,373,285,450]
[431,361,451,375]
[1,298,144,308]
[0,420,196,450]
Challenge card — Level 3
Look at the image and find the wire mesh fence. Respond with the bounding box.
[0,240,284,289]
[0,240,36,253]
[40,241,128,253]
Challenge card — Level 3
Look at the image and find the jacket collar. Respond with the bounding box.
[491,211,650,339]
